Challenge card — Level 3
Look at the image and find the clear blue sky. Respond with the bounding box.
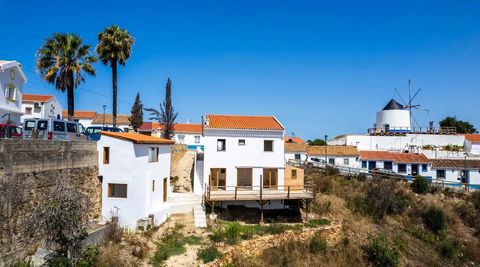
[2,0,479,139]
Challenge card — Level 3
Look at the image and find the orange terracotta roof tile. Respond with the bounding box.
[62,110,97,119]
[100,131,174,144]
[285,136,305,144]
[359,151,429,163]
[205,114,284,131]
[430,159,480,169]
[307,146,359,156]
[22,94,53,102]
[138,122,202,133]
[92,114,130,125]
[285,142,307,152]
[464,134,480,143]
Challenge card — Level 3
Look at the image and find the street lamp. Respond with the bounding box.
[102,105,107,129]
[324,134,328,165]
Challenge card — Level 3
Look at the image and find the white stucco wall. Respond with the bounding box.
[0,63,26,124]
[426,168,480,185]
[284,152,308,163]
[21,98,63,122]
[329,134,465,151]
[359,159,431,177]
[98,135,172,229]
[173,132,203,148]
[465,140,480,155]
[203,129,285,193]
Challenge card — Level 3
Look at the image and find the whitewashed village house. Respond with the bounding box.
[0,60,26,125]
[139,122,204,150]
[92,114,132,132]
[359,151,432,179]
[284,142,308,165]
[307,145,359,168]
[21,94,62,122]
[200,114,314,220]
[62,110,97,127]
[464,134,480,156]
[98,131,174,230]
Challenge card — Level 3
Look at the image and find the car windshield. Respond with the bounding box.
[86,128,102,134]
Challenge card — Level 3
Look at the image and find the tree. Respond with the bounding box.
[439,116,477,134]
[145,78,178,139]
[307,139,327,146]
[96,25,134,127]
[40,180,91,260]
[129,92,143,131]
[36,33,97,121]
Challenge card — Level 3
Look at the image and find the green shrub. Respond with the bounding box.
[263,223,289,235]
[364,179,410,219]
[305,218,331,228]
[423,206,446,234]
[11,260,32,267]
[225,222,242,245]
[209,227,226,243]
[197,245,222,263]
[45,254,71,267]
[309,233,327,254]
[364,234,400,267]
[411,175,429,194]
[78,246,98,267]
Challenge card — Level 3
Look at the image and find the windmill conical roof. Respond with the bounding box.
[382,99,404,110]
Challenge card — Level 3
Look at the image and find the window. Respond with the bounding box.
[34,103,41,113]
[437,170,446,179]
[152,180,155,192]
[329,158,335,165]
[422,164,428,172]
[37,120,48,130]
[264,140,273,152]
[344,158,349,165]
[25,120,36,130]
[108,183,127,198]
[194,136,200,143]
[66,123,77,133]
[295,154,301,160]
[238,139,246,146]
[362,161,367,168]
[384,161,393,170]
[398,164,407,173]
[25,107,32,115]
[103,147,110,164]
[7,85,15,100]
[178,134,185,143]
[53,121,65,132]
[217,139,226,151]
[292,169,297,179]
[149,147,159,162]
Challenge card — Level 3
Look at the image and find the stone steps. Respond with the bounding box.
[193,205,207,228]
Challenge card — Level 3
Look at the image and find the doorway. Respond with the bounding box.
[263,168,278,189]
[237,168,253,189]
[163,178,168,202]
[411,164,419,176]
[368,161,377,170]
[210,168,227,190]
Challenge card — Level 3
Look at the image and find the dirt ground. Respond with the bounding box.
[171,151,195,192]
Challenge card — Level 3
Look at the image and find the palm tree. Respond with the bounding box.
[96,25,134,127]
[36,33,97,121]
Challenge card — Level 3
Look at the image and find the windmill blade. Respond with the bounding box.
[411,112,422,129]
[408,88,422,106]
[413,107,430,112]
[394,88,408,106]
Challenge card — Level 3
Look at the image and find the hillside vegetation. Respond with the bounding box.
[228,169,480,267]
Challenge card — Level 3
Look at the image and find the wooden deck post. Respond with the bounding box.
[235,186,238,200]
[287,186,290,199]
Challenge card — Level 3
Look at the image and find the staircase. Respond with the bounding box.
[193,205,207,228]
[167,192,207,228]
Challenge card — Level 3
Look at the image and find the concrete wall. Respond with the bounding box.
[0,140,100,266]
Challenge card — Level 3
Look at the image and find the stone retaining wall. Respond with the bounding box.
[0,140,101,266]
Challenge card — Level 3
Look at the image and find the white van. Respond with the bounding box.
[23,119,87,141]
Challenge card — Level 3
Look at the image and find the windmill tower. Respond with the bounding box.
[375,80,429,133]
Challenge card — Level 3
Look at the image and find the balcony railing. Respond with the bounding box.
[204,184,316,202]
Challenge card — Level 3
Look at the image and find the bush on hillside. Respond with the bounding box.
[309,233,327,254]
[365,179,410,219]
[411,175,429,194]
[197,245,222,263]
[423,206,446,234]
[364,234,400,267]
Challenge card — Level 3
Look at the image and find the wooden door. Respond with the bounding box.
[163,178,168,202]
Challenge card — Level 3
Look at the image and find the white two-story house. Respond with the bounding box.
[21,94,63,122]
[139,122,204,150]
[0,60,26,125]
[98,131,174,230]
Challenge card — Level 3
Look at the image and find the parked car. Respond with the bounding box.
[306,157,326,167]
[0,124,22,139]
[23,119,86,141]
[85,126,123,141]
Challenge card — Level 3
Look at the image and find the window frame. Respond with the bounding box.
[238,139,246,146]
[103,147,110,164]
[149,147,159,163]
[329,158,335,165]
[217,139,226,151]
[25,107,32,115]
[343,158,349,165]
[107,183,128,198]
[291,169,297,179]
[422,164,428,172]
[264,140,274,152]
[436,169,446,179]
[194,135,200,144]
[384,161,393,170]
[362,161,367,168]
[398,164,407,173]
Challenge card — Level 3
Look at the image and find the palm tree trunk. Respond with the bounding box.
[67,83,74,121]
[112,61,118,128]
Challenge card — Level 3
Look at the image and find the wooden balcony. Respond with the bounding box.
[204,185,315,202]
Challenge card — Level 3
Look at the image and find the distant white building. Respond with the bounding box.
[21,94,62,122]
[284,142,308,164]
[428,159,480,188]
[98,131,174,230]
[139,122,204,150]
[359,150,432,179]
[0,60,27,124]
[91,113,131,132]
[307,146,359,168]
[464,134,480,156]
[62,110,97,128]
